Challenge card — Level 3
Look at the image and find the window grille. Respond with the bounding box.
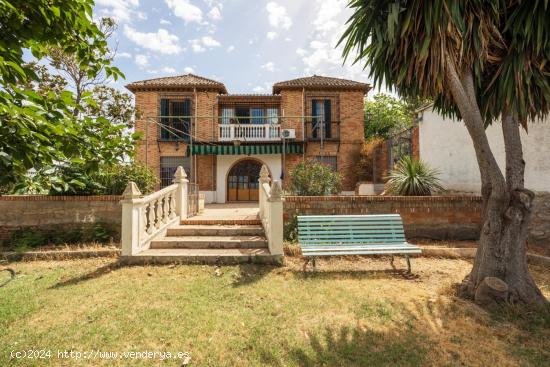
[314,156,338,171]
[160,156,192,188]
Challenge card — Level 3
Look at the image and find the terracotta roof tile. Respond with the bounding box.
[273,75,370,93]
[126,73,227,93]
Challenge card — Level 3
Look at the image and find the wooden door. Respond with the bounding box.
[227,160,262,202]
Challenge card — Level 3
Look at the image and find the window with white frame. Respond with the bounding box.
[221,108,235,124]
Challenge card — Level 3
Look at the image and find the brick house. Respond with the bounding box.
[126,74,370,203]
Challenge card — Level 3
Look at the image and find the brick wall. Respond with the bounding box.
[284,195,482,240]
[0,196,122,244]
[284,195,550,255]
[134,90,218,188]
[280,89,365,191]
[280,89,304,140]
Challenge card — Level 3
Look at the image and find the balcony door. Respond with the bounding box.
[227,159,262,201]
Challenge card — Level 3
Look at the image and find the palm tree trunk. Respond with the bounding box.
[445,58,547,306]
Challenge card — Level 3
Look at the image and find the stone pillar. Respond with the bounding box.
[173,166,189,219]
[120,182,142,257]
[268,180,284,255]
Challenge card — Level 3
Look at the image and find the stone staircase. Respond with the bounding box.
[127,220,282,265]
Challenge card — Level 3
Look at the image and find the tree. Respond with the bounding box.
[0,0,133,189]
[364,94,412,140]
[47,17,118,114]
[340,1,549,306]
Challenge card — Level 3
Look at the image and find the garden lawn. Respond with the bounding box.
[0,256,549,366]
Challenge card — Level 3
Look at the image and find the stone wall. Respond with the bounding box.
[529,193,550,252]
[0,195,122,244]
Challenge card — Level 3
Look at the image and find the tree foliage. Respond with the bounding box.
[364,94,412,139]
[340,0,550,125]
[0,0,133,189]
[289,159,341,196]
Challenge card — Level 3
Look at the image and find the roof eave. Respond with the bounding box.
[272,84,371,94]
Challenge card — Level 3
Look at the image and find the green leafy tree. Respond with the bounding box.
[385,156,443,196]
[289,159,341,196]
[0,0,130,189]
[364,94,411,139]
[341,0,550,306]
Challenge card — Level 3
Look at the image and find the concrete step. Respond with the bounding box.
[166,224,264,237]
[121,248,282,265]
[181,218,262,226]
[150,236,268,249]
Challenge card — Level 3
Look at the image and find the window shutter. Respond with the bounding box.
[160,99,170,140]
[324,99,331,138]
[312,100,318,138]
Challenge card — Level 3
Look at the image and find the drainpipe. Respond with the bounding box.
[196,87,199,185]
[301,87,305,160]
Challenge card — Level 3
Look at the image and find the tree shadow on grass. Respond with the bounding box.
[49,260,121,289]
[231,263,277,287]
[284,325,426,367]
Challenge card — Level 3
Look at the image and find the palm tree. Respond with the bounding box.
[340,0,549,306]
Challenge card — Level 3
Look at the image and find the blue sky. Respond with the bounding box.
[94,0,377,94]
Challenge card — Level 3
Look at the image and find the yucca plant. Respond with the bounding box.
[385,156,443,196]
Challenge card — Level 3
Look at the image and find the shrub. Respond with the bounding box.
[99,163,158,195]
[385,156,443,196]
[8,223,117,251]
[45,163,158,196]
[48,165,105,195]
[284,214,299,243]
[355,138,385,182]
[289,159,341,196]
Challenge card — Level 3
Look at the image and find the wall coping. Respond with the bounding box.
[283,195,483,202]
[0,195,122,202]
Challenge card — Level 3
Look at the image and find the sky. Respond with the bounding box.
[94,0,384,95]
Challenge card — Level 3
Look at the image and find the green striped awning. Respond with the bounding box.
[187,143,303,155]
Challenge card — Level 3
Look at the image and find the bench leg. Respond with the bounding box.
[390,255,395,267]
[312,257,317,272]
[405,255,411,273]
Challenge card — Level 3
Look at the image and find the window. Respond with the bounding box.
[312,100,332,138]
[160,156,192,188]
[221,108,235,124]
[250,108,264,124]
[159,99,191,141]
[266,108,278,124]
[235,107,249,124]
[314,156,337,172]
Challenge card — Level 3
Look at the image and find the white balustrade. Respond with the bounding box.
[258,165,283,256]
[218,124,281,141]
[120,166,189,257]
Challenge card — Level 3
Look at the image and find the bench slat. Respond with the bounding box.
[302,249,422,256]
[296,214,421,259]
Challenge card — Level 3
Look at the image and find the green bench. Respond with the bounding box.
[297,214,422,272]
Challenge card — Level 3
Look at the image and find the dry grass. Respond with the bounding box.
[0,256,548,366]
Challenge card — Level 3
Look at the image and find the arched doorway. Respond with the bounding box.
[227,159,263,201]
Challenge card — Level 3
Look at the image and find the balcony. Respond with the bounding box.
[218,124,281,142]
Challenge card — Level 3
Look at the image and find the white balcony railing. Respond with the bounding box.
[218,124,281,142]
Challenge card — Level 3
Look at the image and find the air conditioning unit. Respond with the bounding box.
[281,129,296,139]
